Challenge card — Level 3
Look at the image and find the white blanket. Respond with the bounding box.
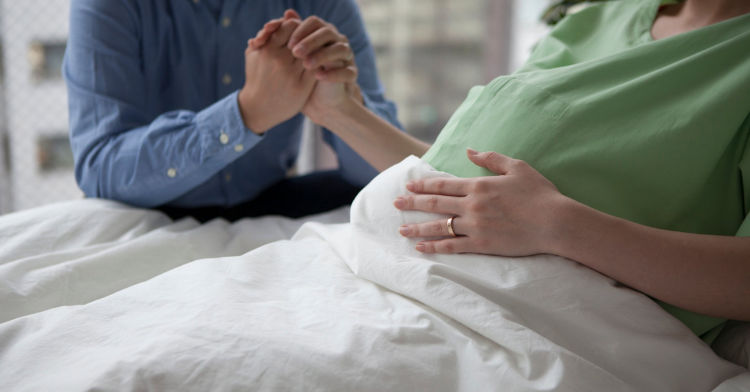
[0,156,746,391]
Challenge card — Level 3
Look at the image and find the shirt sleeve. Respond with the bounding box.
[64,0,263,208]
[311,0,403,187]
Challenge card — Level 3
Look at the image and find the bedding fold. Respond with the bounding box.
[0,157,743,391]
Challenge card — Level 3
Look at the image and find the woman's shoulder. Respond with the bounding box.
[517,0,659,72]
[554,0,657,33]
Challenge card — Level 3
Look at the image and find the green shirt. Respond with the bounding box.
[423,0,750,342]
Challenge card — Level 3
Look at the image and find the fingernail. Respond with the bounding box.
[293,44,305,55]
[399,225,411,236]
[305,58,316,67]
[467,148,478,156]
[393,197,406,209]
[415,243,426,252]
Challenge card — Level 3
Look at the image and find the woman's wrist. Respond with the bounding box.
[547,195,638,269]
[311,95,365,131]
[546,196,599,259]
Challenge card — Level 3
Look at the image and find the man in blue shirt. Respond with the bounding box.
[64,0,400,220]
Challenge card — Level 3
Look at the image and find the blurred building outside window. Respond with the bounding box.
[0,0,76,214]
[0,0,550,215]
[357,0,549,142]
[28,41,67,83]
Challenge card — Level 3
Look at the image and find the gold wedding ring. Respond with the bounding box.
[446,216,457,237]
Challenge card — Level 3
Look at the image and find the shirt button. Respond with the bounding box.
[224,173,232,183]
[167,168,177,178]
[221,17,231,28]
[222,73,232,85]
[234,144,244,152]
[192,0,199,3]
[219,132,229,144]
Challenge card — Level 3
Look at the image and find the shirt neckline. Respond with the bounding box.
[641,0,750,43]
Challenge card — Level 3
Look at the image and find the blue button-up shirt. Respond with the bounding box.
[64,0,401,208]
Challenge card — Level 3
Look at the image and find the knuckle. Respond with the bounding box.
[271,53,286,64]
[511,158,527,170]
[434,179,447,192]
[442,242,455,253]
[426,196,439,210]
[467,200,484,214]
[335,42,350,52]
[405,196,416,209]
[471,180,488,193]
[424,243,436,253]
[430,221,443,235]
[486,151,501,161]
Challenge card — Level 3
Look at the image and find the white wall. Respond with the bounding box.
[510,0,551,71]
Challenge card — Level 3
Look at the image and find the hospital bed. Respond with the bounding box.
[0,156,749,391]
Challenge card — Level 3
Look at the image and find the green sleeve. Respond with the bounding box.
[738,115,750,237]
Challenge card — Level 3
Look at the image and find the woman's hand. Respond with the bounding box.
[394,149,571,256]
[287,16,359,86]
[288,15,363,124]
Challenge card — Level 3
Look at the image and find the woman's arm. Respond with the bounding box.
[395,150,750,321]
[310,98,430,172]
[554,192,750,321]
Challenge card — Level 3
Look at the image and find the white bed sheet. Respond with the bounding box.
[0,197,348,324]
[0,156,747,391]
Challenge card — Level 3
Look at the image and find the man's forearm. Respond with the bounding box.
[551,197,750,320]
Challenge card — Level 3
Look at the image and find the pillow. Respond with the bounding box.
[713,321,750,369]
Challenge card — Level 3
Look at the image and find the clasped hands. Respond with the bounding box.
[238,10,362,134]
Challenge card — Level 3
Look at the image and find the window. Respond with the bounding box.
[357,0,550,142]
[358,0,509,141]
[37,134,74,172]
[28,41,66,82]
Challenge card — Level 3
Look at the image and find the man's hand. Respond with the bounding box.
[238,17,316,134]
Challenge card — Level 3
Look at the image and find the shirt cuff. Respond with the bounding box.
[195,91,263,159]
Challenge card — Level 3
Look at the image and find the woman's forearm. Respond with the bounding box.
[552,197,750,320]
[317,99,431,172]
